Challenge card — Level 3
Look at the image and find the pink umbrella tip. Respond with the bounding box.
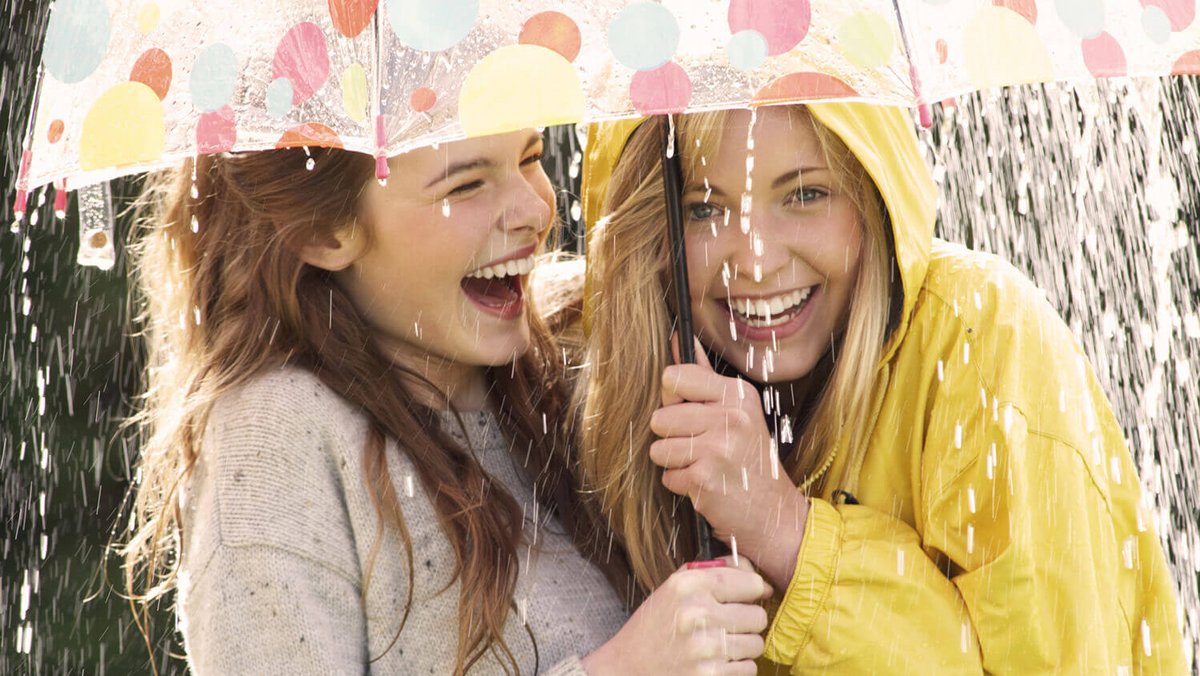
[918,103,933,129]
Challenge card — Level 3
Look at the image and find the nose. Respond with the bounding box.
[721,213,797,284]
[497,169,553,236]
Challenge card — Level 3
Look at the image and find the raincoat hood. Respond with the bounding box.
[581,103,936,360]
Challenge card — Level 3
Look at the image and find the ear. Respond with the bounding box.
[292,221,368,272]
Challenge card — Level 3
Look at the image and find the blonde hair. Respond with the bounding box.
[576,108,894,592]
[120,148,618,673]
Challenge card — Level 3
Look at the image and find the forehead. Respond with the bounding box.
[708,107,824,176]
[391,129,540,174]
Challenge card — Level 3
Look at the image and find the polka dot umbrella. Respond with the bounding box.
[13,0,1199,227]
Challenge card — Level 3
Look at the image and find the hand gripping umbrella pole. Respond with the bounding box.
[659,115,716,563]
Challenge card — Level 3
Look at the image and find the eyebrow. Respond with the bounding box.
[684,165,828,195]
[425,134,542,189]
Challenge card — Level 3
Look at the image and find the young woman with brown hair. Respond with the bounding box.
[121,129,771,674]
[578,104,1186,673]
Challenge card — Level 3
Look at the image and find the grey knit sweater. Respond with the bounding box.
[177,366,628,674]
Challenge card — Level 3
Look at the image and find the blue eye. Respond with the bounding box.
[788,188,827,205]
[687,202,724,220]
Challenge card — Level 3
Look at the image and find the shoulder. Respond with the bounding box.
[188,366,368,553]
[904,240,1112,446]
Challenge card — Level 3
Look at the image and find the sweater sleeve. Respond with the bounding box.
[763,409,1185,673]
[178,376,372,674]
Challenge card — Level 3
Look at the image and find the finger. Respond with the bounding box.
[713,660,758,676]
[706,568,771,605]
[661,466,709,500]
[712,603,769,635]
[663,364,743,405]
[720,632,766,662]
[650,403,718,437]
[686,629,764,663]
[649,438,701,470]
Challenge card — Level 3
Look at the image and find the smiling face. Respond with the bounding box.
[335,130,554,381]
[682,107,864,384]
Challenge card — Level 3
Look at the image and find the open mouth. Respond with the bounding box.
[460,252,535,320]
[724,287,814,327]
[719,286,818,341]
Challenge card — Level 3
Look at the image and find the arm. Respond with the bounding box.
[766,409,1185,674]
[178,383,370,673]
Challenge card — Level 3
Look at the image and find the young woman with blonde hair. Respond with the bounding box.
[121,129,772,674]
[577,103,1186,672]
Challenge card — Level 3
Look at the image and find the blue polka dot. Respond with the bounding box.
[1055,0,1106,39]
[728,30,768,71]
[190,44,239,112]
[387,0,479,52]
[1141,7,1171,44]
[608,2,679,72]
[266,78,294,117]
[42,0,110,84]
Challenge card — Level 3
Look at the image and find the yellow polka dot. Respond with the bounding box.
[80,82,165,171]
[837,12,894,69]
[964,7,1053,88]
[137,3,160,34]
[458,45,583,138]
[341,63,368,123]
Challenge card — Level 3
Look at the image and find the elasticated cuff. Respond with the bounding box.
[762,497,844,665]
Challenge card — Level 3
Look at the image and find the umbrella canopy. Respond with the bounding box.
[13,0,1200,208]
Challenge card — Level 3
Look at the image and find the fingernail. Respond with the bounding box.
[687,559,726,570]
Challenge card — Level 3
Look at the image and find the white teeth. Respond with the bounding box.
[729,288,812,326]
[467,255,535,279]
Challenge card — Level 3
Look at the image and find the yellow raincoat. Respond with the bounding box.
[582,104,1187,673]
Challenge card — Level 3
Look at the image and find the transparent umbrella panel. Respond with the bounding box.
[15,0,1200,202]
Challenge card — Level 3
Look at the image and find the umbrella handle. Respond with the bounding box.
[659,115,716,562]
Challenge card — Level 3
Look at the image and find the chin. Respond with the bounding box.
[472,328,531,367]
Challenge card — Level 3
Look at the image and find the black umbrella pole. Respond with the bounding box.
[660,116,715,562]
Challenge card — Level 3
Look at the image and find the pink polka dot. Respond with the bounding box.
[410,87,437,112]
[273,22,330,105]
[1141,0,1194,31]
[728,0,811,56]
[1081,32,1127,76]
[629,61,692,115]
[197,105,237,153]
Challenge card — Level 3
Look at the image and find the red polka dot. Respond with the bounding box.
[1141,0,1194,31]
[753,72,858,104]
[1172,50,1200,75]
[130,48,173,100]
[328,0,379,38]
[1081,32,1127,77]
[936,39,948,64]
[993,0,1037,24]
[47,119,65,144]
[410,87,437,112]
[519,11,581,62]
[276,122,343,149]
[728,0,811,57]
[629,61,692,115]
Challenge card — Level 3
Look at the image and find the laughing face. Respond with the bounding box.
[682,107,864,384]
[336,129,554,376]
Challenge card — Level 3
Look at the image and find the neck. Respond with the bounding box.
[381,343,490,412]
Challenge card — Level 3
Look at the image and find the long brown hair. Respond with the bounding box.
[576,107,894,592]
[121,146,620,672]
